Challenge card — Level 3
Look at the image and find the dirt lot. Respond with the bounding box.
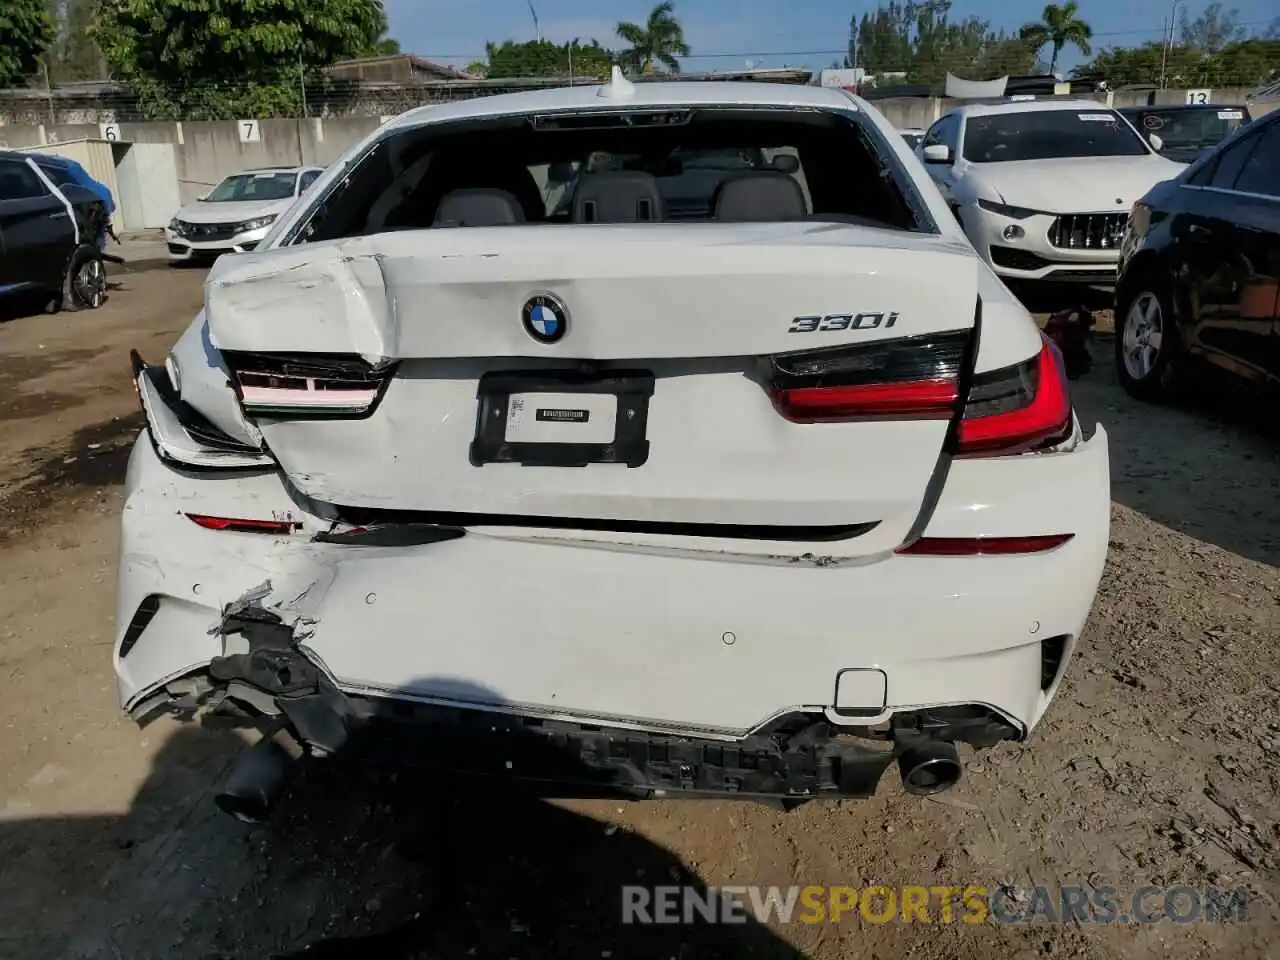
[0,270,1277,960]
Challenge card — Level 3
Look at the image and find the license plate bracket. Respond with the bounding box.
[470,369,655,467]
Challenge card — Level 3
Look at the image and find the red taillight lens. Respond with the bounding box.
[768,332,969,423]
[772,379,958,422]
[186,513,300,535]
[956,340,1072,456]
[896,533,1074,556]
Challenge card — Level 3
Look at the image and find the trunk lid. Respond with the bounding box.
[204,223,979,551]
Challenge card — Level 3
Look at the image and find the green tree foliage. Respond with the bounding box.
[371,33,401,55]
[850,1,1039,84]
[1178,2,1245,53]
[0,0,55,87]
[1018,1,1093,75]
[483,39,614,79]
[95,0,392,119]
[616,1,690,74]
[1078,37,1280,87]
[44,0,106,82]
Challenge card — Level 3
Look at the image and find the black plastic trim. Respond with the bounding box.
[118,595,161,659]
[329,507,879,542]
[470,368,655,468]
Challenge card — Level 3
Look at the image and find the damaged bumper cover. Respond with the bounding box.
[140,605,1018,801]
[116,424,1111,798]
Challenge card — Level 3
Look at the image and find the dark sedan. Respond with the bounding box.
[1118,103,1251,165]
[1114,108,1279,401]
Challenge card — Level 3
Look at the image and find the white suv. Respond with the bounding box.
[917,100,1183,284]
[119,73,1110,821]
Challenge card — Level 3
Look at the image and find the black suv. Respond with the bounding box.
[0,149,110,311]
[1114,109,1279,401]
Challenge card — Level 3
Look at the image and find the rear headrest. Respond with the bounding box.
[713,172,808,222]
[433,188,527,227]
[572,170,664,223]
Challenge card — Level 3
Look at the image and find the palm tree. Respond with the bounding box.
[615,2,690,74]
[1019,2,1093,76]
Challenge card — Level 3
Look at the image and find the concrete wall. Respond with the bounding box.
[0,117,389,204]
[0,85,1264,210]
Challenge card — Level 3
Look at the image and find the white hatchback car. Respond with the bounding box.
[917,100,1184,284]
[120,73,1110,821]
[165,166,323,261]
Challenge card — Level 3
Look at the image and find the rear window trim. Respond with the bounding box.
[279,103,939,246]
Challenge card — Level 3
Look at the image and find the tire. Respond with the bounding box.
[61,244,108,311]
[1115,274,1182,402]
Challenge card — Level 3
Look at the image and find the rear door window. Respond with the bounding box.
[0,159,50,200]
[1229,122,1280,198]
[1207,131,1261,189]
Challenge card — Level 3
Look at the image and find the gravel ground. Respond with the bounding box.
[0,272,1276,960]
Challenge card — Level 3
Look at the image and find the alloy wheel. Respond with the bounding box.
[1122,291,1164,381]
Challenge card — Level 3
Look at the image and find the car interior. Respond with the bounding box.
[297,108,933,243]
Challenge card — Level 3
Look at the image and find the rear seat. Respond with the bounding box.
[713,171,808,222]
[572,171,664,223]
[432,188,527,227]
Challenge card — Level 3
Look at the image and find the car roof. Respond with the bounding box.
[383,79,859,131]
[237,166,312,174]
[1118,103,1246,113]
[945,99,1118,118]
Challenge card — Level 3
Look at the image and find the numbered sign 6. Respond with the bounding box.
[238,119,262,143]
[100,122,122,141]
[1185,89,1211,105]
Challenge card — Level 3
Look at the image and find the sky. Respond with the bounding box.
[385,0,1277,75]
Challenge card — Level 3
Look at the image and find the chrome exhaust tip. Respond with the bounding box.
[897,741,962,796]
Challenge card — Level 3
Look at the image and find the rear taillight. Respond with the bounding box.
[955,339,1072,456]
[187,513,300,535]
[896,533,1073,556]
[768,332,969,423]
[223,352,394,418]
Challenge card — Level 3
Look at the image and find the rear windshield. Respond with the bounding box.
[1128,107,1248,153]
[296,108,933,243]
[962,110,1150,162]
[207,172,298,202]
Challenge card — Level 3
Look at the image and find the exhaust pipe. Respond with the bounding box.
[215,733,300,824]
[897,740,962,796]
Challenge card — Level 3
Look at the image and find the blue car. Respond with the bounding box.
[29,153,116,247]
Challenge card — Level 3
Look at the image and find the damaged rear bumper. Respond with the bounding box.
[139,616,1016,802]
[116,426,1109,798]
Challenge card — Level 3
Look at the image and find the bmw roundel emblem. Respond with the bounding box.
[522,293,568,344]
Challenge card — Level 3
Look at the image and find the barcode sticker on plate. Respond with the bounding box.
[504,392,616,444]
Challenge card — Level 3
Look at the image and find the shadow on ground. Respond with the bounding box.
[1,715,806,960]
[0,290,56,323]
[1007,281,1114,316]
[0,412,143,547]
[1073,333,1280,568]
